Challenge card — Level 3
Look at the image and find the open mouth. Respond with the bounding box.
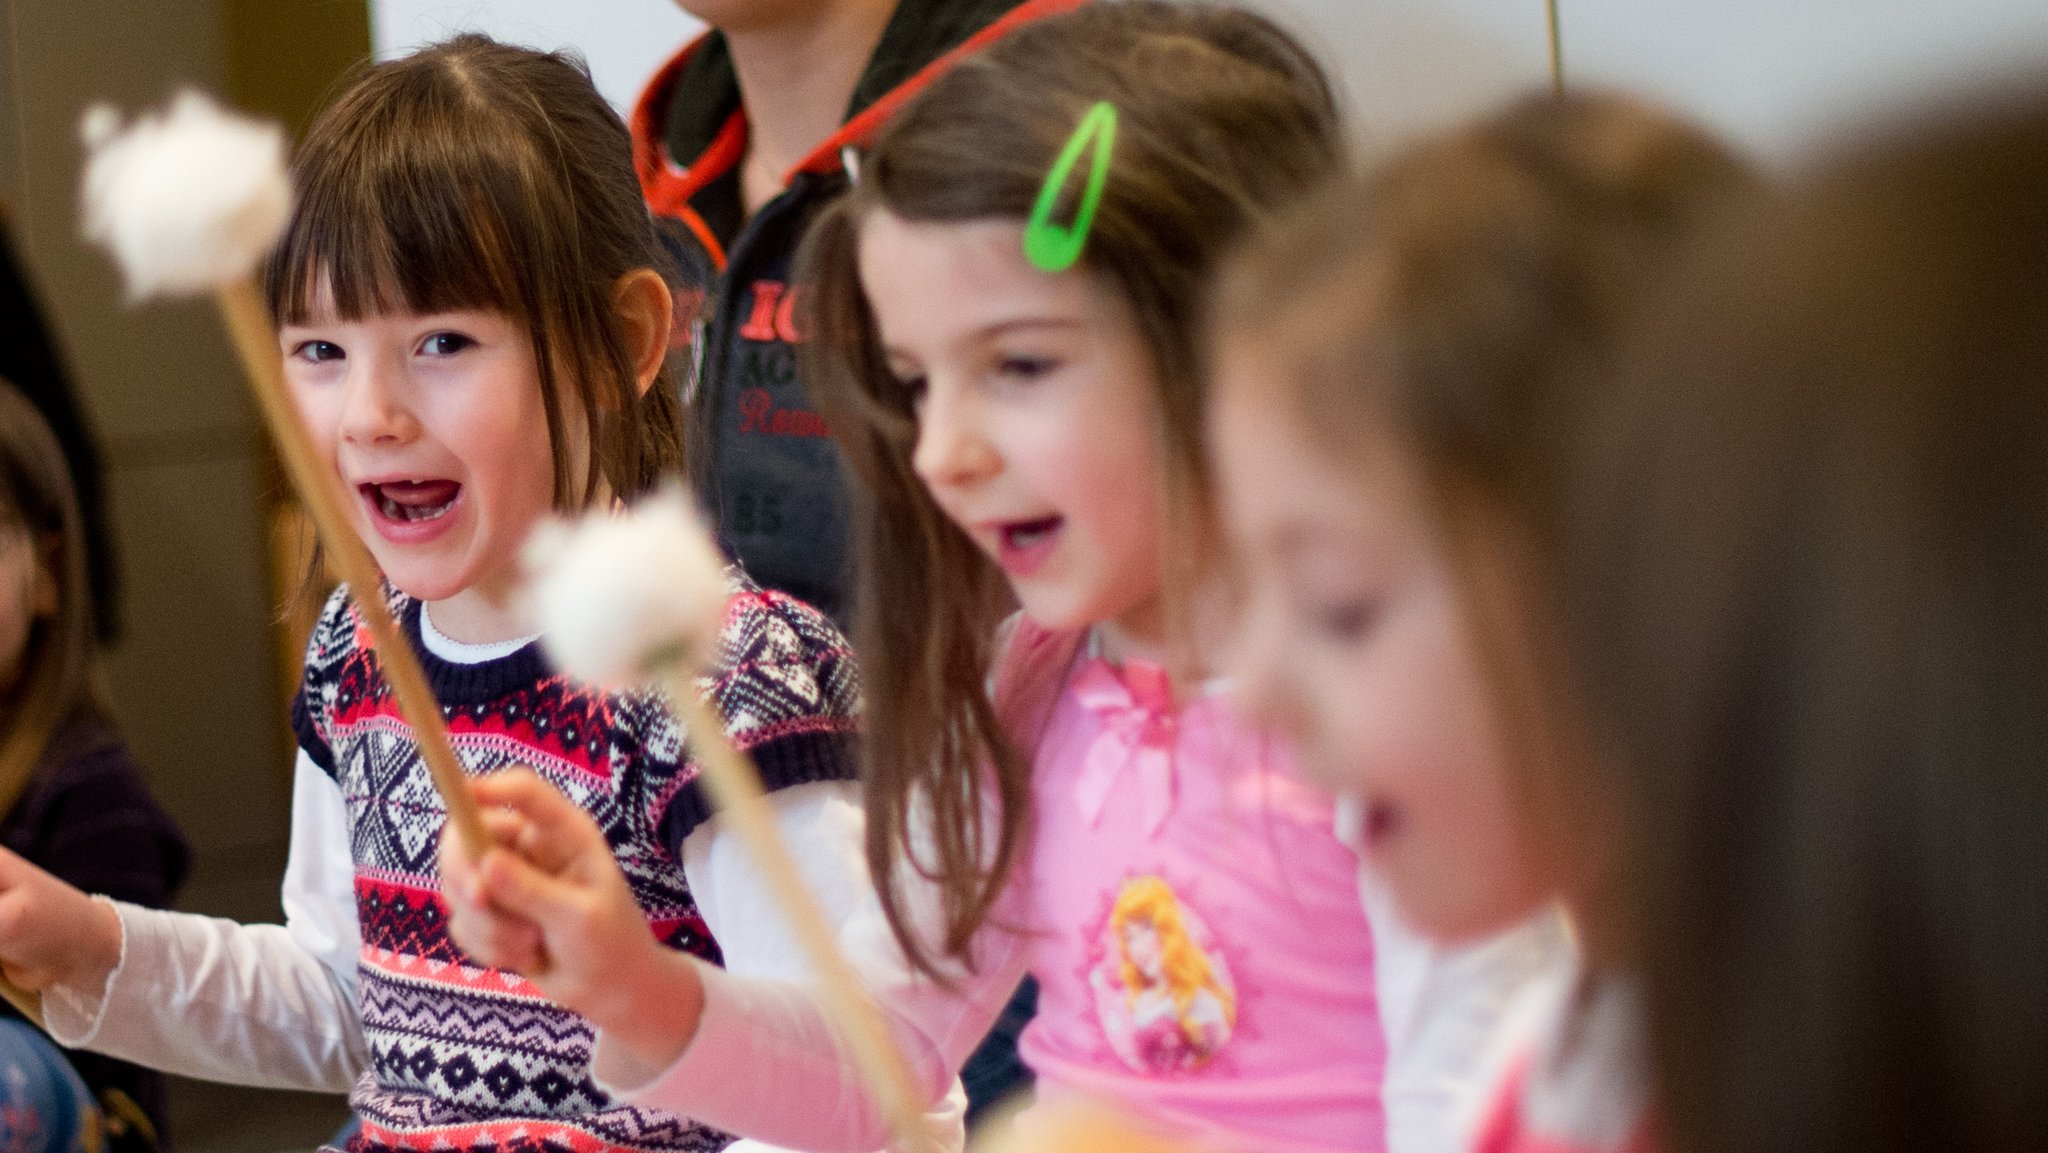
[362,479,462,524]
[999,516,1062,551]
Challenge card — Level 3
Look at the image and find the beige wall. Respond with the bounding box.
[1,0,290,922]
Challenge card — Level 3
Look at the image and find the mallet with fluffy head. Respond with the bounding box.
[77,89,487,860]
[525,492,938,1151]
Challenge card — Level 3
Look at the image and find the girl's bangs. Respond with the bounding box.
[270,99,535,326]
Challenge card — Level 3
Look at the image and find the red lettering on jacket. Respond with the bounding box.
[739,280,807,343]
[739,281,783,341]
[737,388,830,438]
[774,284,805,343]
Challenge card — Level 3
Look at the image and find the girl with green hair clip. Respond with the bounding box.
[443,6,1561,1151]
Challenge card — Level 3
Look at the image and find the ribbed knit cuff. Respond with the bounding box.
[660,729,858,845]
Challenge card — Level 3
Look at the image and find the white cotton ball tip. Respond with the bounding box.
[79,88,292,300]
[524,487,732,691]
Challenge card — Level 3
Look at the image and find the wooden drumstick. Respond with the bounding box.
[527,490,938,1151]
[79,91,487,857]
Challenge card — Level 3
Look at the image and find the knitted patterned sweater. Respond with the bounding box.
[290,577,860,1153]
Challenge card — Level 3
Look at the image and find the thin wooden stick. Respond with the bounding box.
[1545,0,1565,95]
[970,1099,1190,1153]
[215,279,488,858]
[661,674,936,1153]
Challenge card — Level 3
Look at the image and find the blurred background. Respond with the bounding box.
[1,0,2045,1148]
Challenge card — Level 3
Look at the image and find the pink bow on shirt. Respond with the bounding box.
[1070,656,1179,837]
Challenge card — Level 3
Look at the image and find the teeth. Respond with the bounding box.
[376,489,453,523]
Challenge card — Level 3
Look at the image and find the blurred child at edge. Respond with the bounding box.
[1562,89,2048,1153]
[1207,91,1752,1153]
[0,381,190,1151]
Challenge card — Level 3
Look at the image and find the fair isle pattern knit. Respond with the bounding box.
[291,576,860,1153]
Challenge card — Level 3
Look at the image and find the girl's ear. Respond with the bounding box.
[612,268,674,399]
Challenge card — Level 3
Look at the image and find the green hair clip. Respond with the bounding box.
[1023,101,1118,273]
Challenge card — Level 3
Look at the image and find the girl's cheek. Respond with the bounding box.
[285,380,344,451]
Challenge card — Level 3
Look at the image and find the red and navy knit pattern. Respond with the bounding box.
[291,576,860,1153]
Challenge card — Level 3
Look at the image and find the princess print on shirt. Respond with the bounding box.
[1089,875,1238,1074]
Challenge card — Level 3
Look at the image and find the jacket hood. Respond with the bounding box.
[631,0,1084,234]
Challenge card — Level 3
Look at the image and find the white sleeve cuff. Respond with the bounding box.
[41,895,126,1048]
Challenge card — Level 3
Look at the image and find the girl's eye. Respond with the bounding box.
[1308,598,1380,644]
[892,372,928,404]
[996,355,1057,382]
[291,340,344,364]
[419,332,475,357]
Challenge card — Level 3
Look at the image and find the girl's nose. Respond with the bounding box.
[337,353,416,446]
[911,381,999,489]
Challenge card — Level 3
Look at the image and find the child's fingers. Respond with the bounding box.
[447,902,547,973]
[476,844,589,928]
[439,822,487,902]
[444,810,544,884]
[470,766,567,814]
[442,848,546,962]
[481,807,528,849]
[471,769,604,872]
[508,809,589,875]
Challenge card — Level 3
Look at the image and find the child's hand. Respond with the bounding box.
[440,768,704,1070]
[0,847,122,991]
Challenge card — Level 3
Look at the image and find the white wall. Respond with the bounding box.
[368,0,2048,160]
[1561,0,2048,160]
[371,0,702,114]
[1264,0,2048,160]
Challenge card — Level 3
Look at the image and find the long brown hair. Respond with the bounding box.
[268,34,684,509]
[1211,91,1750,890]
[798,1,1340,975]
[0,381,99,813]
[1564,92,2048,1153]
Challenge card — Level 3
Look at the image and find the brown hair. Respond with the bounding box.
[268,34,684,509]
[1563,93,2048,1153]
[798,1,1340,975]
[0,381,99,812]
[1212,91,1750,877]
[1216,90,1750,552]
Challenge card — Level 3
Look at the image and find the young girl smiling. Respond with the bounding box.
[0,36,897,1153]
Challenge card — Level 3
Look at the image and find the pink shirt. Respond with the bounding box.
[595,618,1562,1153]
[1010,631,1389,1153]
